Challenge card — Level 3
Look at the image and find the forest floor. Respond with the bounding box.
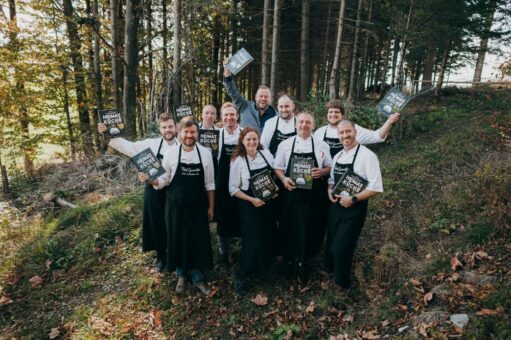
[0,87,510,339]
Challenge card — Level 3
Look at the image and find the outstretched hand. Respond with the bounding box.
[223,58,232,77]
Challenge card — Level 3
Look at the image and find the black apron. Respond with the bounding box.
[142,139,168,253]
[269,116,296,156]
[281,137,326,262]
[237,152,275,276]
[323,126,343,159]
[215,128,241,238]
[326,144,368,287]
[165,145,213,272]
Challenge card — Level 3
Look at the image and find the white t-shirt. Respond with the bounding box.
[229,149,275,196]
[218,126,242,160]
[273,135,333,170]
[313,124,385,145]
[260,115,296,149]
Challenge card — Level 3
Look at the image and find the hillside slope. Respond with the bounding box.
[1,88,510,339]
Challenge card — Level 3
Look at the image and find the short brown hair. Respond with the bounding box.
[180,116,199,131]
[231,127,263,160]
[220,102,239,115]
[158,113,176,125]
[325,99,346,115]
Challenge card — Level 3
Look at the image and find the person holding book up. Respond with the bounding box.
[314,99,400,158]
[223,59,276,132]
[229,127,277,293]
[215,102,243,265]
[260,95,297,156]
[98,113,177,272]
[146,117,215,296]
[327,119,383,290]
[274,112,332,283]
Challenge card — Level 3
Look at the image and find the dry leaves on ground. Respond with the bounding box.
[251,293,268,306]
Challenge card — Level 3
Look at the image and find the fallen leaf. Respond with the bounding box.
[0,296,13,306]
[424,291,434,305]
[342,314,354,323]
[300,286,310,293]
[451,273,461,282]
[410,278,422,287]
[251,293,268,306]
[381,320,390,327]
[320,281,329,290]
[306,301,315,313]
[45,259,53,270]
[48,327,60,339]
[425,253,432,259]
[451,255,463,271]
[120,324,134,334]
[476,309,500,316]
[384,199,395,208]
[29,275,44,288]
[153,310,162,327]
[413,286,425,294]
[361,330,380,339]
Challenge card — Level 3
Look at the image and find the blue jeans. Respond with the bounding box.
[176,268,205,284]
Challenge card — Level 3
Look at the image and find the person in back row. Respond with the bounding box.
[98,113,177,272]
[260,95,297,156]
[223,58,276,132]
[314,99,400,158]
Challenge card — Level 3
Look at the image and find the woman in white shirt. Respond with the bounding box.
[229,127,277,294]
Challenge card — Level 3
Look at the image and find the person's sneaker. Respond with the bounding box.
[175,277,186,294]
[156,258,165,272]
[194,281,211,296]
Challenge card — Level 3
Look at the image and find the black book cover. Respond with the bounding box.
[198,129,220,153]
[173,104,194,122]
[249,169,279,201]
[227,48,254,75]
[332,169,369,197]
[130,148,165,181]
[376,87,410,117]
[99,108,125,137]
[289,157,315,190]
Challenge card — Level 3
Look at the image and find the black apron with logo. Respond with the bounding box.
[269,117,296,156]
[326,144,368,287]
[281,137,326,263]
[142,138,168,253]
[323,127,343,159]
[165,145,213,272]
[215,129,241,238]
[237,152,275,276]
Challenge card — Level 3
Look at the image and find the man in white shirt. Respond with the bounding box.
[148,118,215,296]
[260,95,297,156]
[327,119,383,290]
[314,99,400,158]
[98,113,177,272]
[274,112,332,282]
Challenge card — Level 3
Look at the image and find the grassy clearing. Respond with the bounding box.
[1,88,510,338]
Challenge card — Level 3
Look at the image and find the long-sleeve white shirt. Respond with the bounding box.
[313,124,385,145]
[109,137,177,158]
[155,144,215,191]
[329,144,383,193]
[229,149,275,196]
[274,135,333,170]
[260,115,296,149]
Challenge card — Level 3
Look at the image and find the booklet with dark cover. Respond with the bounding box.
[99,108,125,137]
[227,48,254,75]
[173,104,194,122]
[331,169,368,197]
[289,157,315,190]
[198,129,220,153]
[376,87,410,117]
[130,148,165,181]
[249,169,279,201]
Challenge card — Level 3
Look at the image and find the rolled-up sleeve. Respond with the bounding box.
[229,158,243,196]
[356,124,385,144]
[202,148,216,191]
[273,142,288,170]
[364,153,383,192]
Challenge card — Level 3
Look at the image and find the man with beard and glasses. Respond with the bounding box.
[223,59,276,132]
[98,113,177,272]
[147,117,215,296]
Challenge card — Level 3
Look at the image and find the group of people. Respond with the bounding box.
[99,60,400,296]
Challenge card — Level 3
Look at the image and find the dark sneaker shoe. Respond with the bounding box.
[156,258,165,272]
[175,277,186,294]
[195,281,211,296]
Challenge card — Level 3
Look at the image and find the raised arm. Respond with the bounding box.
[223,58,248,109]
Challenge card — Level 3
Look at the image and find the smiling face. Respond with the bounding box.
[337,120,357,150]
[180,124,198,147]
[277,97,295,120]
[221,106,239,129]
[296,113,314,139]
[255,88,271,111]
[201,105,217,127]
[242,131,259,154]
[159,119,177,142]
[327,108,343,126]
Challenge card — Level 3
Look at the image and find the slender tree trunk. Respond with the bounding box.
[62,66,77,160]
[380,39,391,99]
[319,0,332,95]
[146,0,155,120]
[357,0,372,100]
[435,39,451,97]
[261,0,270,85]
[63,0,93,153]
[0,155,8,195]
[422,41,436,88]
[212,15,221,108]
[162,0,170,113]
[123,0,140,138]
[328,0,346,98]
[111,0,122,109]
[473,0,498,84]
[92,0,103,112]
[172,0,182,105]
[299,0,310,101]
[230,0,239,54]
[347,0,363,102]
[396,0,413,89]
[270,0,280,100]
[390,37,400,86]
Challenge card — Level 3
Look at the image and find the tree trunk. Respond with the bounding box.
[357,0,372,100]
[162,0,170,113]
[92,0,103,111]
[347,0,363,102]
[473,0,498,84]
[111,0,122,109]
[328,0,346,99]
[319,0,332,95]
[395,0,414,89]
[379,39,391,99]
[261,0,270,85]
[299,0,310,101]
[435,39,451,97]
[172,0,182,105]
[390,37,400,86]
[61,66,77,160]
[146,0,155,121]
[63,0,93,153]
[212,15,221,108]
[0,155,8,195]
[270,0,281,100]
[422,40,436,88]
[123,0,140,138]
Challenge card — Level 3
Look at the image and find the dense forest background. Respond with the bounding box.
[0,0,510,186]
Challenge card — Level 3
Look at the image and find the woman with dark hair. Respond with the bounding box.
[229,127,277,293]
